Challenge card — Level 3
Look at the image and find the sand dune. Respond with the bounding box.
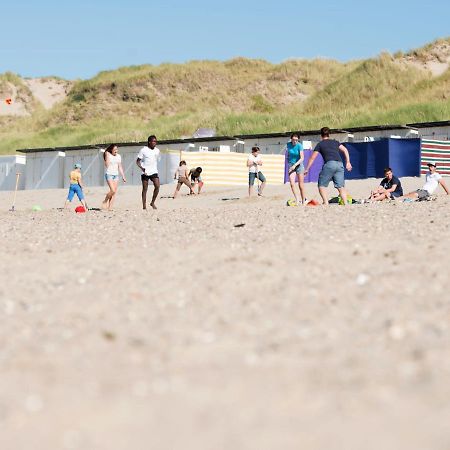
[1,178,449,450]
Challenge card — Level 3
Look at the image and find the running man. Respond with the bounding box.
[136,135,161,210]
[304,127,352,205]
[399,162,449,200]
[247,146,266,196]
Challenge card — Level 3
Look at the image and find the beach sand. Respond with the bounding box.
[1,178,449,450]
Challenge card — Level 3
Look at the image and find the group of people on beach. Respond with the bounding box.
[249,127,353,205]
[64,128,449,211]
[64,135,204,210]
[367,162,449,202]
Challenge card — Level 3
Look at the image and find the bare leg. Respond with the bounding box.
[398,192,419,200]
[142,179,149,209]
[319,186,329,205]
[289,171,300,203]
[248,184,254,197]
[150,178,160,209]
[337,187,349,206]
[298,172,306,204]
[258,181,266,195]
[108,180,118,210]
[173,182,182,199]
[182,178,195,194]
[198,181,203,194]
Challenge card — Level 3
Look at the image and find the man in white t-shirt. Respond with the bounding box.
[247,146,266,197]
[136,135,161,210]
[399,162,449,201]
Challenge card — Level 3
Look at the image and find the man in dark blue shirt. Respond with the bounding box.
[369,167,403,201]
[304,127,353,205]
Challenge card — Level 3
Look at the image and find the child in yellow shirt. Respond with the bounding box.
[64,163,87,209]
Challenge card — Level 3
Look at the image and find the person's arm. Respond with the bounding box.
[339,144,352,171]
[439,178,450,194]
[119,162,126,182]
[136,157,145,173]
[303,151,319,175]
[77,174,84,189]
[386,184,397,193]
[104,152,109,169]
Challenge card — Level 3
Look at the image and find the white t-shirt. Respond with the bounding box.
[105,153,122,176]
[248,154,262,173]
[137,146,160,175]
[422,172,442,194]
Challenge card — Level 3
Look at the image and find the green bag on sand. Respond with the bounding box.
[329,195,356,205]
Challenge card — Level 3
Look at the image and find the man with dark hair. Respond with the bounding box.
[304,127,352,205]
[369,167,403,201]
[399,162,449,201]
[136,135,160,210]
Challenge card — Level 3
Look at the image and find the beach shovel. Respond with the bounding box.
[9,173,21,212]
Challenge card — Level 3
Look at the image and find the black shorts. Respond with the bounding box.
[141,173,159,182]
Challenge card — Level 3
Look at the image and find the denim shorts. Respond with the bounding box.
[105,173,119,181]
[249,172,266,186]
[318,160,345,188]
[67,184,84,201]
[289,163,304,175]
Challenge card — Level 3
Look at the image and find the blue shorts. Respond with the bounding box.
[249,172,266,186]
[67,184,84,201]
[105,174,119,181]
[318,160,345,189]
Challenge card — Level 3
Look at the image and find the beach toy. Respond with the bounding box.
[75,206,86,213]
[32,205,42,211]
[286,199,297,207]
[306,199,319,207]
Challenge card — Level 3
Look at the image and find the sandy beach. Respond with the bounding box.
[1,177,449,450]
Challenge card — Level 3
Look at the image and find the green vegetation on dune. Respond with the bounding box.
[0,38,449,154]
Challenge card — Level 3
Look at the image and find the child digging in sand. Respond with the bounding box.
[189,167,204,194]
[173,161,195,198]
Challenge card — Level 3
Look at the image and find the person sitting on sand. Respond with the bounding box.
[173,161,195,198]
[304,127,352,206]
[189,167,204,194]
[369,167,403,201]
[102,144,126,210]
[64,163,88,210]
[247,146,266,197]
[398,162,449,201]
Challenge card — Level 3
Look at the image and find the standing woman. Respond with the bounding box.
[286,133,306,205]
[102,144,126,210]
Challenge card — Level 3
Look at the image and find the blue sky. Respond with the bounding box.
[1,0,449,79]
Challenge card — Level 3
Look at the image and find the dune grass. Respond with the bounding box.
[0,40,449,154]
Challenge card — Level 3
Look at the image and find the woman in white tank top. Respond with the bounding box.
[102,144,126,210]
